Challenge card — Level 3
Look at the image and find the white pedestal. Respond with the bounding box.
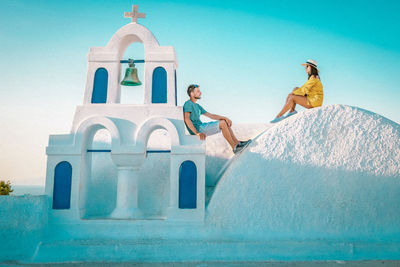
[110,167,143,219]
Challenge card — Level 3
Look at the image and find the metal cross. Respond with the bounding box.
[124,5,146,23]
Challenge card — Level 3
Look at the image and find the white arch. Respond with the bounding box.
[106,23,160,60]
[135,117,180,153]
[73,116,121,152]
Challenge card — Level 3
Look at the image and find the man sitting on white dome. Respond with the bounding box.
[183,84,250,154]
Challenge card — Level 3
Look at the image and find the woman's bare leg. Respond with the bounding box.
[276,95,312,118]
[290,103,296,113]
[285,93,296,113]
[288,89,299,112]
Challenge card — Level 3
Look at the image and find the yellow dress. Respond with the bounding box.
[292,76,324,107]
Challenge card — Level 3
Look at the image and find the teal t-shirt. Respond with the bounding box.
[183,100,207,134]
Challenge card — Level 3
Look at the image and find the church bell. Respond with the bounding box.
[120,59,142,86]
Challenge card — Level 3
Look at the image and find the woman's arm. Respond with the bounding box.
[292,86,306,96]
[293,78,317,96]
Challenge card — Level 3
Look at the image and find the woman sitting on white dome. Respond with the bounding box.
[270,60,324,123]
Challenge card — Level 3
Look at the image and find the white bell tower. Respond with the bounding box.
[83,5,178,106]
[45,5,206,224]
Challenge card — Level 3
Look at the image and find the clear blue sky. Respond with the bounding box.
[1,0,399,184]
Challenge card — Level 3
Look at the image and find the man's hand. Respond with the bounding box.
[196,132,206,140]
[223,117,232,127]
[204,112,232,127]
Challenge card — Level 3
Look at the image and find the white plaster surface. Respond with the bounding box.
[206,104,400,239]
[3,105,400,263]
[204,123,268,186]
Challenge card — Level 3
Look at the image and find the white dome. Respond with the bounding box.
[206,104,400,240]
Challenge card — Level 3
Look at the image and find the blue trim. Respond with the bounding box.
[174,70,177,106]
[91,68,108,104]
[120,60,145,63]
[147,150,171,153]
[86,150,171,153]
[53,161,72,209]
[179,161,197,209]
[152,67,168,103]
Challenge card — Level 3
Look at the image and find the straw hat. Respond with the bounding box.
[301,59,319,71]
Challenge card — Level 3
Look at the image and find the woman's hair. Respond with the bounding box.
[308,65,320,80]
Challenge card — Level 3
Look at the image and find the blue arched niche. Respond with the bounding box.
[179,161,197,209]
[53,161,72,209]
[91,68,108,103]
[152,67,167,103]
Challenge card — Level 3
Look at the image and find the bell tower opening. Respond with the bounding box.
[82,127,117,218]
[120,43,145,104]
[137,128,171,218]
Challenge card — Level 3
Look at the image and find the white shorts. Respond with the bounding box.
[199,121,221,136]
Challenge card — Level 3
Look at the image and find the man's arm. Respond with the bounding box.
[203,112,232,127]
[184,112,206,140]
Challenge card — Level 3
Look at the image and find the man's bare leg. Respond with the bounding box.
[225,122,239,144]
[219,120,237,149]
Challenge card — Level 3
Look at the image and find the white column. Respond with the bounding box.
[144,62,153,104]
[166,63,175,106]
[110,167,143,219]
[168,155,180,209]
[106,61,122,104]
